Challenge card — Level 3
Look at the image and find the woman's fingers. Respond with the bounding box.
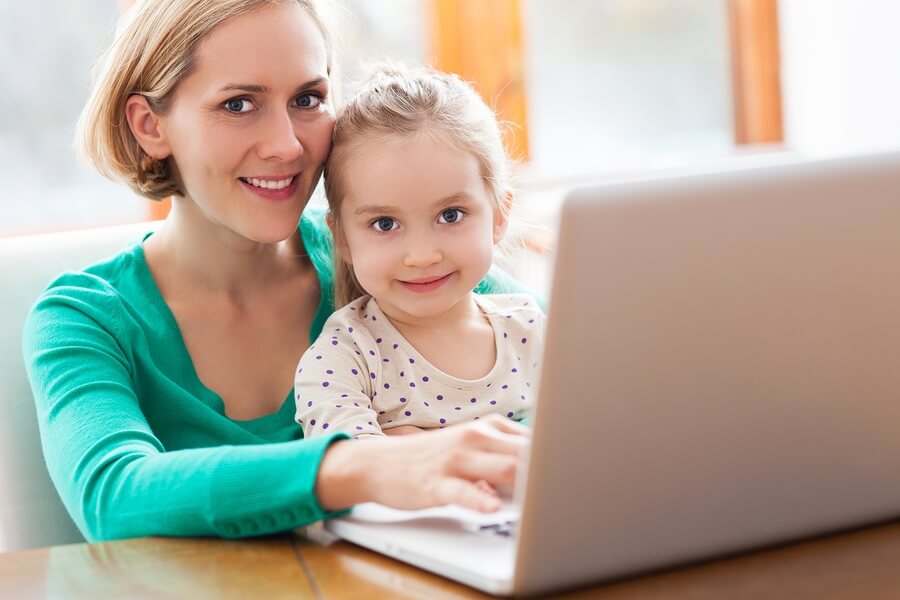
[448,449,522,491]
[431,477,502,513]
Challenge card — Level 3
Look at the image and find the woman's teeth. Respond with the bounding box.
[241,176,294,190]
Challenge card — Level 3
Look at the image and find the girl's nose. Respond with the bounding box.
[403,237,443,268]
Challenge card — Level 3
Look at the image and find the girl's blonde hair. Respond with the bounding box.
[325,65,516,308]
[75,0,334,200]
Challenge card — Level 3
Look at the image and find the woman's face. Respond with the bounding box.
[158,3,334,243]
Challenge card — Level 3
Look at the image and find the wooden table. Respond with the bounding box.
[4,521,900,599]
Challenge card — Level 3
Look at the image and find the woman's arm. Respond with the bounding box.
[316,414,528,513]
[23,286,349,541]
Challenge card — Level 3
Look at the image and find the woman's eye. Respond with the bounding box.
[371,217,398,233]
[224,98,254,114]
[295,93,323,109]
[438,208,465,224]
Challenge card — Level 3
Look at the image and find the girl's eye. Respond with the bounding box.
[295,93,323,109]
[371,217,398,233]
[224,98,254,114]
[438,208,465,224]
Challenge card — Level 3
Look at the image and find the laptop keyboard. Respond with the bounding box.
[469,518,517,538]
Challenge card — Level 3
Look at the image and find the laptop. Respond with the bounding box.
[323,151,900,596]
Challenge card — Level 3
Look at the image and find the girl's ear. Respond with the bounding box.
[493,192,514,245]
[125,94,171,159]
[327,210,353,264]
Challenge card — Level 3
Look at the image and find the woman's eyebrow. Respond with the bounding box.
[217,78,328,94]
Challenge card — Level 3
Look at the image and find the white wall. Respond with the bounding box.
[779,0,900,154]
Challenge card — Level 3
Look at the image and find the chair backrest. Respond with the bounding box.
[0,221,159,552]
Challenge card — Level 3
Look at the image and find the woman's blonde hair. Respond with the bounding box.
[325,65,516,308]
[75,0,334,200]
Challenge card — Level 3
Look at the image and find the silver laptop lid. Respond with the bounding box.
[514,151,900,595]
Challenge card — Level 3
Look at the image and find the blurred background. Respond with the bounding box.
[2,0,899,256]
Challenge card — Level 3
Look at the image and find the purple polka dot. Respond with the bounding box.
[351,368,358,375]
[335,404,342,408]
[378,410,386,415]
[409,382,416,388]
[354,402,360,407]
[487,383,492,388]
[470,397,477,403]
[310,419,317,426]
[368,421,373,426]
[370,372,376,380]
[409,358,415,364]
[307,400,313,407]
[383,358,390,363]
[424,401,430,407]
[454,406,462,411]
[326,369,334,375]
[372,316,377,321]
[376,338,382,343]
[400,371,405,378]
[507,412,514,418]
[511,368,518,373]
[521,338,527,344]
[521,395,526,400]
[400,397,407,403]
[440,418,447,424]
[355,426,363,431]
[297,368,303,374]
[502,384,508,389]
[528,319,535,323]
[315,355,322,360]
[503,332,508,338]
[436,394,444,401]
[490,400,497,405]
[348,327,353,333]
[526,382,531,387]
[322,423,330,430]
[422,376,429,382]
[369,350,376,356]
[404,410,411,416]
[331,340,338,346]
[384,383,390,389]
[322,381,329,387]
[341,394,348,398]
[393,343,399,349]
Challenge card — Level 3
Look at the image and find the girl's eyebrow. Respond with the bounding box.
[217,77,328,94]
[353,193,474,217]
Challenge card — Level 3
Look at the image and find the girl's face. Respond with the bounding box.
[156,4,334,243]
[334,134,507,324]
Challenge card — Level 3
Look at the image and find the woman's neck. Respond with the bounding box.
[144,197,307,303]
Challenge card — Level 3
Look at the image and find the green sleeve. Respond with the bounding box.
[23,285,349,542]
[476,264,547,310]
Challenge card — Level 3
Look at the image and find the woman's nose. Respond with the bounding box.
[256,109,304,162]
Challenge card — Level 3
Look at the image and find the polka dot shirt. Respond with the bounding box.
[294,293,545,438]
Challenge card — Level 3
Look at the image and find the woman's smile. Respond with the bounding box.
[238,173,301,201]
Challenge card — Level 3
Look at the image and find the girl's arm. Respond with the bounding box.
[294,331,383,438]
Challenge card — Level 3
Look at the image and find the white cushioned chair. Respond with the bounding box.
[0,221,159,552]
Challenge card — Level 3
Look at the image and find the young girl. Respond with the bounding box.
[294,65,545,438]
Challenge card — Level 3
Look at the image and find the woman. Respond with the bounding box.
[23,0,529,542]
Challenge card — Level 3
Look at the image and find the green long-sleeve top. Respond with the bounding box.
[22,208,529,542]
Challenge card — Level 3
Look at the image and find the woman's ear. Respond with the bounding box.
[125,94,171,159]
[493,192,514,245]
[327,210,353,264]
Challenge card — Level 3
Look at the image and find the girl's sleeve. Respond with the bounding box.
[23,285,349,542]
[295,327,383,439]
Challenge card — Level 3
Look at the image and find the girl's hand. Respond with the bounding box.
[316,414,529,513]
[383,425,425,436]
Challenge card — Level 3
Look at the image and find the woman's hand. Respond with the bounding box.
[315,414,529,513]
